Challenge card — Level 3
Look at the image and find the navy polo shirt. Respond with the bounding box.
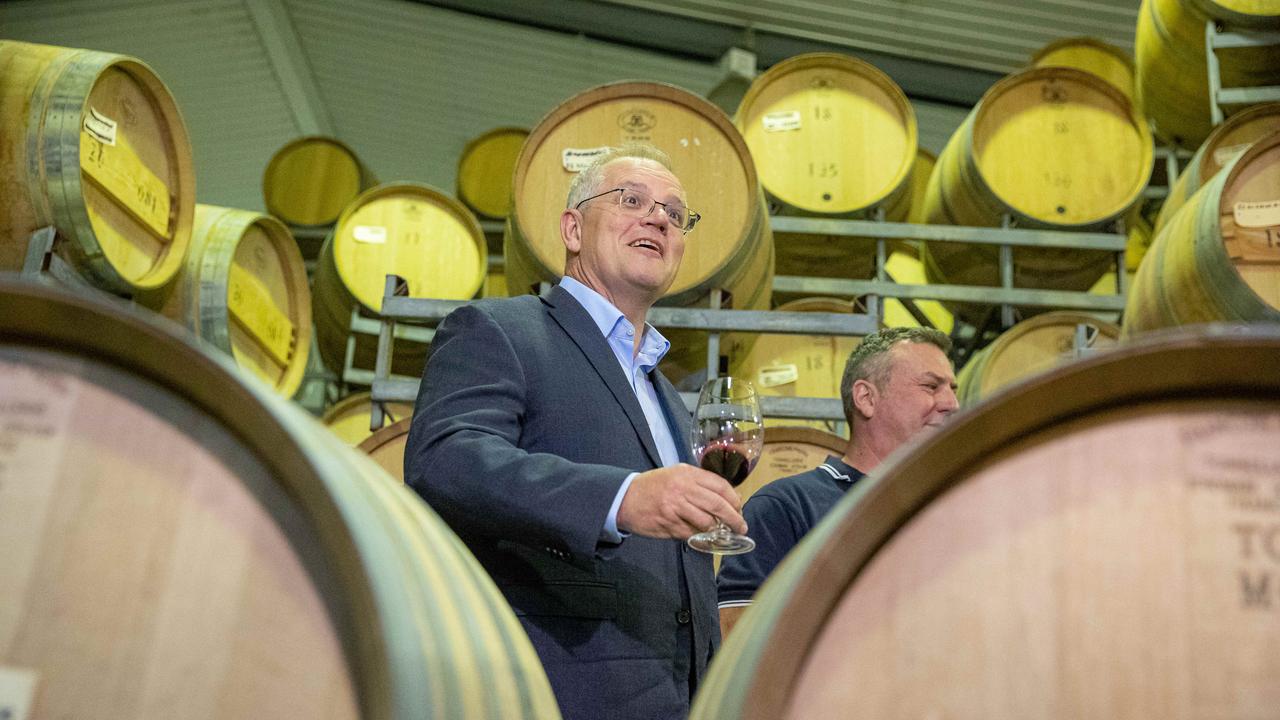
[717,455,866,608]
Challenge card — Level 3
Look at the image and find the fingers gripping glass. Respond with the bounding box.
[688,376,762,555]
[575,187,702,233]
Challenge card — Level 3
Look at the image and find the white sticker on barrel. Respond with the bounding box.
[353,225,387,244]
[0,667,37,720]
[562,147,610,172]
[1212,142,1252,168]
[762,111,802,133]
[758,364,800,388]
[1233,200,1280,228]
[83,107,117,146]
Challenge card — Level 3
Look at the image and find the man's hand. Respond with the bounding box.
[616,464,747,539]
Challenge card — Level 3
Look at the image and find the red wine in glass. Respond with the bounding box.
[688,376,762,555]
[699,441,756,487]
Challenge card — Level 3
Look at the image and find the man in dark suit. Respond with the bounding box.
[405,143,746,720]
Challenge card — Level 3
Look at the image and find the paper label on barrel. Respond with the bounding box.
[352,225,387,244]
[762,111,802,132]
[228,263,296,366]
[83,107,117,146]
[0,667,38,720]
[79,130,172,239]
[562,147,609,172]
[1233,200,1280,229]
[1212,142,1252,168]
[758,364,800,388]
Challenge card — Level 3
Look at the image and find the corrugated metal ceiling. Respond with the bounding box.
[597,0,1140,74]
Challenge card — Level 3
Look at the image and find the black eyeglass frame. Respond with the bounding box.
[574,187,702,234]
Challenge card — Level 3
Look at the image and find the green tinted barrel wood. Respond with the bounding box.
[0,278,562,720]
[1124,129,1280,336]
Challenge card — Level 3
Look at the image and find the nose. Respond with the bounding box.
[643,204,671,231]
[938,385,960,414]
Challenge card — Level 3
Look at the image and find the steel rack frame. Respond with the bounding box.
[365,215,1126,424]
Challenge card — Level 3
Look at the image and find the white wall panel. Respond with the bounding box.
[2,0,974,213]
[284,0,726,198]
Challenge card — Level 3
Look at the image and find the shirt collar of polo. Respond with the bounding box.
[817,454,859,483]
[559,276,671,367]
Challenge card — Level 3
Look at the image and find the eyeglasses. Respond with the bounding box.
[575,187,702,234]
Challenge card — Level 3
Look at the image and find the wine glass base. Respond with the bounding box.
[687,530,755,555]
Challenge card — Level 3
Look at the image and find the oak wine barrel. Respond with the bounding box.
[729,297,860,432]
[457,127,529,220]
[735,53,917,280]
[1154,101,1280,234]
[919,66,1152,322]
[692,324,1280,720]
[322,390,415,447]
[312,182,486,377]
[503,81,773,384]
[1030,36,1135,101]
[0,277,560,720]
[263,136,377,227]
[137,204,312,397]
[1124,129,1280,335]
[0,40,195,295]
[956,311,1120,406]
[1135,0,1280,149]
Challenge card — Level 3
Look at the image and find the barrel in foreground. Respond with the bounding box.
[693,323,1280,720]
[0,277,561,720]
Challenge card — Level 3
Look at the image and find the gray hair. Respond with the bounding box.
[565,143,676,209]
[840,326,952,426]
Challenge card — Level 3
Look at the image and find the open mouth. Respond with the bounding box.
[628,238,663,257]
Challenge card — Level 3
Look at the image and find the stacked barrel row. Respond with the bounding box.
[0,39,563,720]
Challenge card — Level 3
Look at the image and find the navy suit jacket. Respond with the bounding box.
[405,285,719,720]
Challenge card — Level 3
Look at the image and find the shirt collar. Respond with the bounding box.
[817,454,861,483]
[559,276,670,366]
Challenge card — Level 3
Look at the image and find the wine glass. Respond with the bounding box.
[687,376,763,555]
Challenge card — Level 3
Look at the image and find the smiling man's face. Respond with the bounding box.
[562,157,687,309]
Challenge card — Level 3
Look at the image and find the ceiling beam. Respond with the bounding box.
[416,0,998,106]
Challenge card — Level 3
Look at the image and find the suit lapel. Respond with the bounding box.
[544,286,663,468]
[652,370,694,465]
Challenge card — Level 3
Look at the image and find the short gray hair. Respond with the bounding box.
[565,143,676,209]
[840,326,952,425]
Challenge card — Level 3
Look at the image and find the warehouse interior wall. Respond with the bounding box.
[1,0,973,212]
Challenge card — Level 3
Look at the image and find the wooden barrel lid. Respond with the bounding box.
[737,426,847,504]
[972,66,1152,227]
[1217,129,1280,309]
[457,127,528,219]
[729,298,859,432]
[691,324,1280,720]
[510,81,760,300]
[1198,0,1280,27]
[322,391,415,446]
[1030,37,1135,100]
[263,136,372,227]
[357,416,413,482]
[736,53,917,216]
[958,311,1120,406]
[142,204,313,397]
[0,278,561,720]
[330,182,486,312]
[1157,102,1280,234]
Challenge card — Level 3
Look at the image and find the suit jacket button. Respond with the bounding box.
[676,610,691,625]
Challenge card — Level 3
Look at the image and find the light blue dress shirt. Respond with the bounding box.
[559,276,683,543]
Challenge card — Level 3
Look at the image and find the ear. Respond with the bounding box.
[851,378,877,420]
[561,208,583,254]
